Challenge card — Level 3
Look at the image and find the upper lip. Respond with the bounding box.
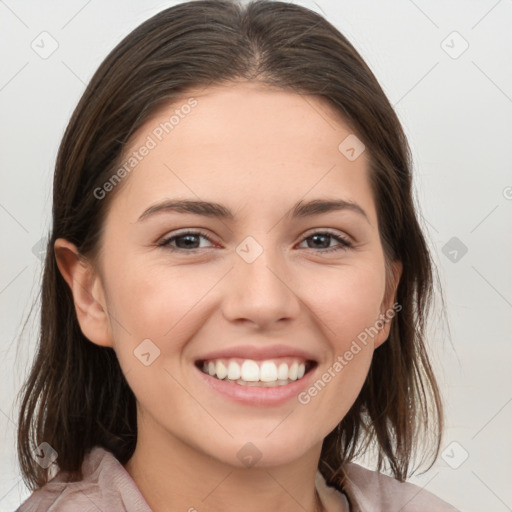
[196,344,318,363]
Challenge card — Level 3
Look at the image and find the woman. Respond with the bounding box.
[15,0,460,510]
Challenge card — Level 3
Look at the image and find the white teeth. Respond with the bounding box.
[215,361,228,380]
[227,360,241,380]
[241,360,260,381]
[259,361,278,382]
[288,362,298,381]
[236,379,290,387]
[277,363,289,380]
[200,358,311,384]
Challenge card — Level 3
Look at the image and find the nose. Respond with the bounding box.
[221,243,301,329]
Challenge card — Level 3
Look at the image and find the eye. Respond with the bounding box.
[297,231,353,253]
[158,230,215,251]
[158,229,352,254]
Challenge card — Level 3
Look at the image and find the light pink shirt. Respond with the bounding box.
[16,446,460,511]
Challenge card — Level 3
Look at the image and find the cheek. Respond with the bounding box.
[310,261,386,347]
[103,258,225,390]
[102,259,206,420]
[105,258,215,339]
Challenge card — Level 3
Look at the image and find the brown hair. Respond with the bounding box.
[16,0,444,492]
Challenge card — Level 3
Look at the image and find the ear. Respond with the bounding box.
[54,238,113,348]
[374,259,403,349]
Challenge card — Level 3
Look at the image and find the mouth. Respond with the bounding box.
[195,357,317,387]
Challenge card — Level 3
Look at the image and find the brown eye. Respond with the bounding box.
[158,230,215,251]
[298,231,352,253]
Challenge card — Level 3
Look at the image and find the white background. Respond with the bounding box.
[1,0,511,510]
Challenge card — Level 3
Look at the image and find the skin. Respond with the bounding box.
[55,81,402,512]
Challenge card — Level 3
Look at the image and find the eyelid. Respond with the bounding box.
[298,229,353,252]
[157,227,354,254]
[300,227,353,243]
[157,228,216,248]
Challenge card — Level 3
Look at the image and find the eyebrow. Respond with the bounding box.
[137,198,370,224]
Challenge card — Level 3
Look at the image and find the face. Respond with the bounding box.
[57,81,401,469]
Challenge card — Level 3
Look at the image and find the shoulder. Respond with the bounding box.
[16,446,151,512]
[340,462,461,512]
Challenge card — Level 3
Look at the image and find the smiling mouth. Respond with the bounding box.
[195,358,317,387]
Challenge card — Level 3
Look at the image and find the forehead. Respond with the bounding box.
[150,81,354,154]
[109,81,375,224]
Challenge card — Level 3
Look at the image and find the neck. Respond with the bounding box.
[124,416,324,512]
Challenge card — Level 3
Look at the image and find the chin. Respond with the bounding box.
[205,431,319,469]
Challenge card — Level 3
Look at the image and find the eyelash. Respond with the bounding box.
[157,229,353,254]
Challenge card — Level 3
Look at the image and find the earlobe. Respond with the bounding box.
[54,238,113,348]
[374,259,403,349]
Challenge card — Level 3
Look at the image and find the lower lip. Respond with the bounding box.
[195,364,317,406]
